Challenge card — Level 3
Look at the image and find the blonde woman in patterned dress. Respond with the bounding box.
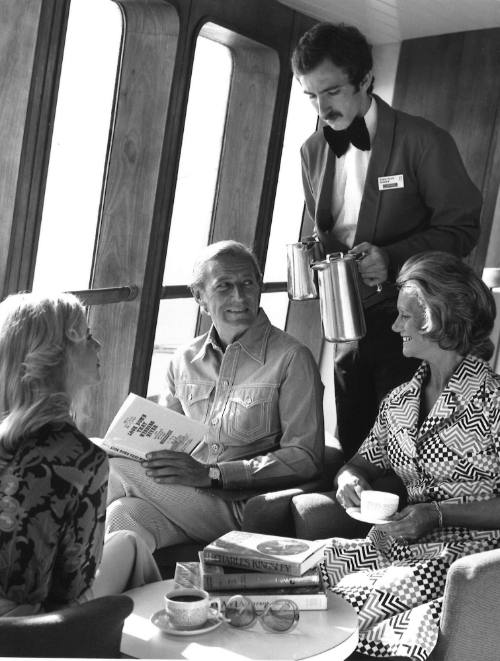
[324,251,500,661]
[0,292,159,616]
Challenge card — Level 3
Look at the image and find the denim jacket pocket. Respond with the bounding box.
[225,386,276,445]
[176,382,214,423]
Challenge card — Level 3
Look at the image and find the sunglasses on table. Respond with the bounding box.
[222,595,299,632]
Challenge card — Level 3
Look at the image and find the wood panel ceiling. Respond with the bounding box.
[278,0,500,44]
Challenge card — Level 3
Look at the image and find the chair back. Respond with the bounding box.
[0,594,133,658]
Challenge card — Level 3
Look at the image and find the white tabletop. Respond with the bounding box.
[121,579,358,660]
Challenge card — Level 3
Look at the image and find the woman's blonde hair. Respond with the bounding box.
[397,251,496,360]
[0,292,88,453]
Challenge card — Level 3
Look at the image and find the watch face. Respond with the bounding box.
[209,465,220,480]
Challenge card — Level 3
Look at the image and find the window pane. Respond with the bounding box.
[32,0,121,292]
[149,33,232,396]
[147,298,199,397]
[264,78,317,283]
[162,35,232,286]
[261,292,289,330]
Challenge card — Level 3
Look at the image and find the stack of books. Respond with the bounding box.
[174,530,329,610]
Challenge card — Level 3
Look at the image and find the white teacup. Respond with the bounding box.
[360,490,399,520]
[164,588,221,630]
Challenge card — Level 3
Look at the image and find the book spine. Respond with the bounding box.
[211,591,327,611]
[202,550,301,577]
[202,572,320,591]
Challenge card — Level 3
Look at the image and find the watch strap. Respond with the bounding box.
[208,464,222,488]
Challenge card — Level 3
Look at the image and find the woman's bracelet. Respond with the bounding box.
[432,500,444,528]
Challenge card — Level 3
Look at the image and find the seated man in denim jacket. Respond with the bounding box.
[106,240,325,551]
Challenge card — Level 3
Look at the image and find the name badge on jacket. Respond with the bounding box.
[378,174,404,191]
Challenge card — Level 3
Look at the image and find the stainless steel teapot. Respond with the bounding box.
[286,238,323,300]
[311,252,366,342]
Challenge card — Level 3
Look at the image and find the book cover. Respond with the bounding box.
[198,552,321,590]
[202,531,327,577]
[173,561,328,611]
[100,393,208,461]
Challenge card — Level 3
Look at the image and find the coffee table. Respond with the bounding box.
[121,579,358,660]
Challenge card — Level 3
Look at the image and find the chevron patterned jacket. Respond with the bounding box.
[359,353,500,506]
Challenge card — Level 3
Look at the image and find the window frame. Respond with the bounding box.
[1,0,319,437]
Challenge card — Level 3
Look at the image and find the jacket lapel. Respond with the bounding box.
[354,95,396,245]
[417,355,488,442]
[387,365,424,457]
[314,143,348,252]
[315,144,337,229]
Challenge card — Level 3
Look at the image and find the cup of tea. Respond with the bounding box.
[360,490,399,520]
[164,588,222,630]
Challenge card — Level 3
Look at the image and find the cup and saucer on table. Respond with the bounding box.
[122,578,358,659]
[150,588,301,637]
[346,490,399,525]
[150,588,224,636]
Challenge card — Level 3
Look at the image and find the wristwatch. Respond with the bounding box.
[208,464,222,488]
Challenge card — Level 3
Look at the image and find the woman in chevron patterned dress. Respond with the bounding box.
[323,251,500,660]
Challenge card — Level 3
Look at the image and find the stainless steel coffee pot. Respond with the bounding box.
[286,238,322,300]
[311,252,366,342]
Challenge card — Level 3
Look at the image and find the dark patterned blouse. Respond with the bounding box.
[0,422,108,611]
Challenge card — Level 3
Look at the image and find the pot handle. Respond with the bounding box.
[310,261,329,271]
[325,251,367,262]
[349,251,383,292]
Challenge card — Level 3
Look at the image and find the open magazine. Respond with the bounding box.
[99,393,208,461]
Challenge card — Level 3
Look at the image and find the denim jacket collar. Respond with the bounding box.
[192,309,272,365]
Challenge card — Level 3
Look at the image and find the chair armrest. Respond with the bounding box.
[241,480,329,537]
[291,474,406,540]
[430,548,500,661]
[292,491,371,540]
[241,437,345,537]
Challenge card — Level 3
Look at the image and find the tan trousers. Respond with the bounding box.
[106,457,245,551]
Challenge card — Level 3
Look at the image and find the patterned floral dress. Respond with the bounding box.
[0,422,108,614]
[322,355,500,660]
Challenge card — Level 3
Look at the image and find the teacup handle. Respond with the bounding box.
[209,598,223,619]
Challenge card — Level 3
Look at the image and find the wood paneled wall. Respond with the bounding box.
[81,0,182,433]
[393,29,500,273]
[82,0,317,435]
[0,0,319,436]
[0,0,69,297]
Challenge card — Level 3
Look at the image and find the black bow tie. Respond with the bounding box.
[323,116,371,158]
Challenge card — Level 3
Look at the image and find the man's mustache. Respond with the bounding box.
[324,112,342,121]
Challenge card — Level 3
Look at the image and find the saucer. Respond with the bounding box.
[346,507,394,525]
[150,610,223,636]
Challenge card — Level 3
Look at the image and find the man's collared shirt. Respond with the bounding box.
[165,309,324,492]
[331,97,378,248]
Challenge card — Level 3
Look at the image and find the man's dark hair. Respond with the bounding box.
[291,22,374,93]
